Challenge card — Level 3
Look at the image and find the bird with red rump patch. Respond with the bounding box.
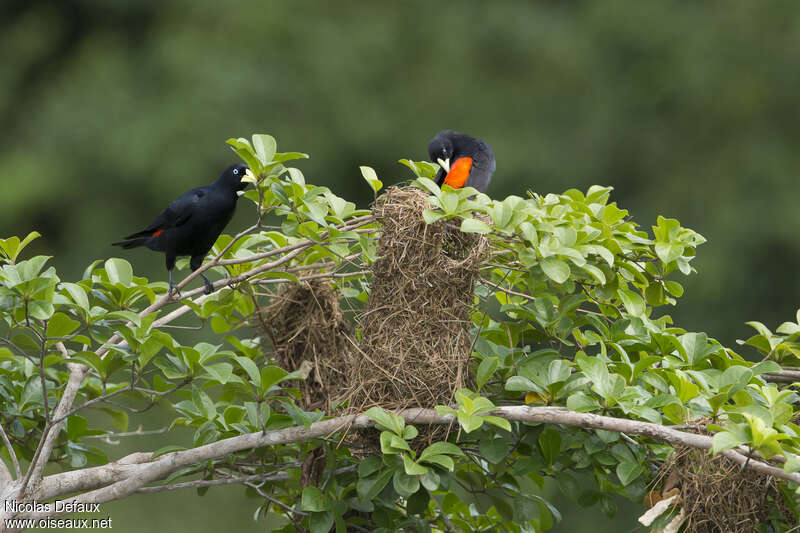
[112,163,248,295]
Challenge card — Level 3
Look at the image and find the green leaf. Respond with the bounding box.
[402,454,429,476]
[365,406,405,435]
[105,258,133,286]
[360,166,383,194]
[309,511,334,533]
[29,300,54,320]
[784,455,800,474]
[419,442,464,462]
[482,416,511,432]
[655,242,684,264]
[301,486,331,512]
[406,488,430,515]
[479,438,510,464]
[357,468,393,502]
[679,332,713,365]
[380,431,412,454]
[203,362,233,384]
[539,428,562,465]
[393,470,421,497]
[259,365,290,394]
[711,429,747,453]
[616,461,644,486]
[0,231,40,262]
[567,391,602,412]
[358,456,382,478]
[46,312,80,338]
[460,218,491,234]
[581,264,607,284]
[505,375,540,393]
[399,159,439,179]
[273,151,309,163]
[457,413,484,433]
[235,356,261,387]
[61,282,89,311]
[541,256,570,284]
[252,134,277,165]
[422,209,446,224]
[618,288,644,317]
[415,177,441,197]
[664,280,684,297]
[476,356,499,391]
[226,138,260,171]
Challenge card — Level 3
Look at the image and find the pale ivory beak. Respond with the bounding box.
[437,157,451,173]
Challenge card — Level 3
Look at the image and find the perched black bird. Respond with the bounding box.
[428,130,496,193]
[112,163,249,295]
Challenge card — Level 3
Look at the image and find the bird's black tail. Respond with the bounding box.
[111,237,148,249]
[111,228,158,249]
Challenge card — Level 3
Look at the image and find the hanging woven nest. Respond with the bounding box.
[342,186,487,422]
[255,278,352,411]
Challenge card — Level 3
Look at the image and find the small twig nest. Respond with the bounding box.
[655,446,793,532]
[256,278,352,411]
[341,187,487,447]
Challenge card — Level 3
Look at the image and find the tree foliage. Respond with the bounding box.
[0,134,798,532]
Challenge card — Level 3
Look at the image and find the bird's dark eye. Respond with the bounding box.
[233,169,239,175]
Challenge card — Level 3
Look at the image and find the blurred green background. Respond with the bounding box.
[3,0,800,530]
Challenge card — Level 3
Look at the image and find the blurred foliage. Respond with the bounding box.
[2,1,800,531]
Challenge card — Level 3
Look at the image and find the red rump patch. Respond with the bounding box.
[443,157,474,189]
[152,229,164,237]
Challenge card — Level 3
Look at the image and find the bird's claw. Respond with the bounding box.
[202,278,214,295]
[168,284,182,299]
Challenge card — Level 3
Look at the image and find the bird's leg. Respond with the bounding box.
[200,273,214,295]
[166,254,180,298]
[190,255,214,295]
[168,269,181,298]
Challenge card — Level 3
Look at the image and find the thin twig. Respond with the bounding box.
[0,422,21,478]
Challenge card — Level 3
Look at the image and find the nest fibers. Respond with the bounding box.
[343,186,487,414]
[655,446,793,532]
[256,278,352,411]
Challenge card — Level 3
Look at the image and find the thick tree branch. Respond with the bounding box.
[4,405,797,522]
[763,370,800,383]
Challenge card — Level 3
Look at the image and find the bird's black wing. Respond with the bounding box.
[434,167,446,186]
[472,140,495,173]
[122,187,206,240]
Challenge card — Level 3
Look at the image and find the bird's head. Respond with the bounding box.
[428,130,457,174]
[220,163,250,191]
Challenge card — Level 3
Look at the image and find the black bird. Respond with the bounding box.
[428,130,496,193]
[112,163,249,295]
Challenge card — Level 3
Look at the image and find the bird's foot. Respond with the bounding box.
[168,284,182,299]
[201,274,214,295]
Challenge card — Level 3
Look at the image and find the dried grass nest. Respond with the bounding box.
[341,186,487,414]
[654,446,793,532]
[255,186,488,447]
[255,278,352,411]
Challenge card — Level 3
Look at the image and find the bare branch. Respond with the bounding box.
[244,480,308,516]
[4,405,795,521]
[20,362,89,498]
[763,370,800,383]
[0,423,21,479]
[82,426,170,441]
[135,473,282,494]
